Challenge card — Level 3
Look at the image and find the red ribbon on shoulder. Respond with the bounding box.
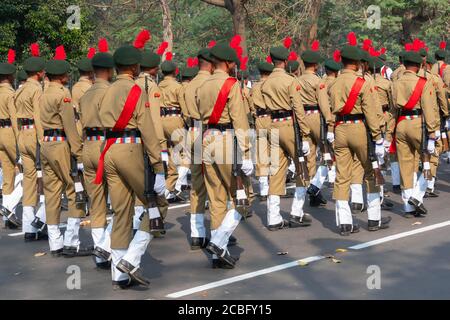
[208,77,237,125]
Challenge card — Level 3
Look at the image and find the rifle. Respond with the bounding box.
[143,150,164,233]
[320,114,334,169]
[35,142,44,196]
[441,114,450,152]
[71,155,87,208]
[363,119,385,186]
[421,114,432,180]
[233,134,250,218]
[15,142,23,173]
[291,109,309,181]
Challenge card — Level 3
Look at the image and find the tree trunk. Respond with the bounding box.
[300,0,322,51]
[159,0,173,60]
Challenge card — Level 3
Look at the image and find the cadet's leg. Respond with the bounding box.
[21,130,37,207]
[255,119,270,198]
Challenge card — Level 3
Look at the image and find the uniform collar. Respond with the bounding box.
[78,76,92,82]
[139,72,150,77]
[304,70,316,75]
[0,83,13,90]
[94,78,110,85]
[116,74,134,81]
[26,78,41,86]
[213,69,229,76]
[49,81,64,89]
[272,67,286,74]
[164,75,177,81]
[341,69,358,75]
[198,70,211,76]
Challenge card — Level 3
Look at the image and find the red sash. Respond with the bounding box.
[439,63,448,78]
[94,85,142,184]
[339,77,365,116]
[389,77,427,154]
[208,77,237,125]
[381,66,386,78]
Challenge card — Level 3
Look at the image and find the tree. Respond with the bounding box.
[160,0,174,58]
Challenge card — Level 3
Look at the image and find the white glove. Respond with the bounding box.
[326,132,335,144]
[77,163,84,171]
[161,150,169,162]
[154,173,166,196]
[427,139,435,154]
[18,156,23,165]
[241,159,254,176]
[383,139,391,152]
[375,139,385,159]
[302,141,310,156]
[435,130,441,141]
[446,119,450,130]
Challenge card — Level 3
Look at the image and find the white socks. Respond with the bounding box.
[111,249,128,281]
[47,224,64,251]
[133,206,145,230]
[328,165,336,183]
[311,166,328,189]
[412,174,427,203]
[335,200,353,226]
[259,176,269,196]
[22,206,37,233]
[190,213,206,238]
[402,188,414,212]
[63,217,81,248]
[367,193,381,221]
[290,187,306,218]
[122,230,152,267]
[211,209,241,250]
[350,184,363,205]
[267,195,282,225]
[175,166,190,192]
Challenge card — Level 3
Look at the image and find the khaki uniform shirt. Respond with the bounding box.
[179,81,190,122]
[14,78,44,141]
[249,80,266,118]
[99,74,163,173]
[392,64,406,82]
[79,78,110,129]
[431,61,448,76]
[72,76,92,114]
[428,72,449,129]
[261,67,310,137]
[183,70,210,121]
[330,69,382,141]
[158,76,182,109]
[39,82,83,160]
[0,83,18,136]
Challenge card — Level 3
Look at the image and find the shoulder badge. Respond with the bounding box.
[154,92,161,98]
[296,85,301,91]
[63,97,71,103]
[145,102,150,108]
[319,83,326,90]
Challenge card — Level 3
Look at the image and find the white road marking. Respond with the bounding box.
[165,219,450,298]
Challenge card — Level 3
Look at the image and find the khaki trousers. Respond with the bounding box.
[41,141,84,225]
[351,156,364,184]
[430,139,442,178]
[188,129,207,214]
[305,113,321,178]
[0,127,16,194]
[255,116,271,177]
[18,128,38,206]
[333,123,379,200]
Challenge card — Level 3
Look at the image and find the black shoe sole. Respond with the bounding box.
[116,263,150,287]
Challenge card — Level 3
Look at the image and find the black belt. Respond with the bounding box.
[44,129,66,137]
[160,107,181,116]
[205,123,233,131]
[271,110,293,119]
[381,104,389,112]
[335,114,365,122]
[256,108,269,117]
[0,119,12,127]
[85,127,105,137]
[18,118,34,126]
[400,109,422,116]
[304,105,319,112]
[105,129,141,139]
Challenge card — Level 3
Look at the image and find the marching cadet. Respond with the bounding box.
[249,60,274,201]
[95,40,166,289]
[330,33,391,236]
[379,48,393,80]
[40,46,90,256]
[183,48,214,250]
[17,70,28,88]
[392,49,407,81]
[261,45,313,231]
[0,51,21,229]
[298,41,334,207]
[432,42,447,76]
[198,43,253,269]
[424,55,449,197]
[79,39,114,269]
[158,52,190,202]
[387,50,439,217]
[14,44,47,237]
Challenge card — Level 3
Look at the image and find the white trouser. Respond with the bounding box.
[267,195,282,225]
[122,230,152,267]
[328,165,336,183]
[402,188,415,212]
[22,206,37,233]
[288,161,296,175]
[47,224,64,251]
[190,213,206,238]
[133,206,145,230]
[91,227,106,263]
[427,177,435,192]
[411,174,427,203]
[390,161,401,186]
[63,217,81,247]
[210,209,241,250]
[97,218,113,253]
[111,249,128,282]
[35,195,46,223]
[148,207,160,219]
[310,165,328,189]
[367,193,381,221]
[350,184,363,204]
[290,187,306,218]
[175,166,190,192]
[210,229,218,259]
[259,176,269,196]
[335,200,353,226]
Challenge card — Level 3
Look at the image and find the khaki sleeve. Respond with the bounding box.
[289,80,310,138]
[60,95,83,160]
[248,88,256,117]
[8,94,18,138]
[361,82,382,141]
[148,85,167,150]
[32,88,44,143]
[178,86,189,123]
[136,91,164,174]
[316,81,334,131]
[228,82,251,158]
[422,80,439,134]
[436,77,449,118]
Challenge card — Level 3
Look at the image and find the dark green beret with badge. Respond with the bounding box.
[0,63,16,75]
[435,42,447,60]
[181,67,199,79]
[368,57,384,70]
[286,60,300,72]
[301,50,323,64]
[269,46,289,61]
[77,57,93,72]
[426,55,436,65]
[403,51,423,65]
[92,52,115,69]
[141,50,161,68]
[23,57,46,73]
[419,48,428,58]
[17,69,28,81]
[340,45,361,61]
[360,49,371,63]
[324,58,342,72]
[45,60,71,75]
[161,60,177,73]
[257,61,274,73]
[198,48,213,62]
[210,43,238,63]
[113,45,142,66]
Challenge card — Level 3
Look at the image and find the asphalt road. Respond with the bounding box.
[1,163,450,300]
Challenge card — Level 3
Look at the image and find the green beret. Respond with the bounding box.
[45,60,71,75]
[340,45,361,61]
[161,60,177,74]
[23,57,46,72]
[270,46,289,61]
[360,50,371,62]
[399,51,405,59]
[0,63,16,75]
[426,55,436,65]
[368,57,384,70]
[239,70,249,79]
[181,67,199,79]
[286,60,300,73]
[257,61,274,73]
[92,52,115,69]
[198,48,213,62]
[141,50,161,68]
[403,51,423,64]
[379,54,387,61]
[77,57,93,72]
[113,45,142,66]
[324,58,342,72]
[301,50,322,64]
[419,48,428,58]
[17,69,28,81]
[210,43,238,63]
[435,50,446,60]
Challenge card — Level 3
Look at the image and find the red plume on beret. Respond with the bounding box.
[193,57,199,66]
[235,46,243,59]
[165,52,173,61]
[412,38,424,52]
[54,45,66,60]
[240,56,248,71]
[208,40,216,48]
[87,47,96,59]
[347,32,357,46]
[283,36,293,49]
[7,49,15,64]
[333,50,341,62]
[369,47,380,57]
[380,47,386,54]
[133,29,151,49]
[288,51,298,61]
[440,41,447,50]
[156,41,169,55]
[311,40,320,51]
[362,39,372,51]
[175,67,179,75]
[266,55,272,64]
[404,43,412,51]
[98,38,108,53]
[30,43,40,57]
[187,57,196,68]
[230,35,242,49]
